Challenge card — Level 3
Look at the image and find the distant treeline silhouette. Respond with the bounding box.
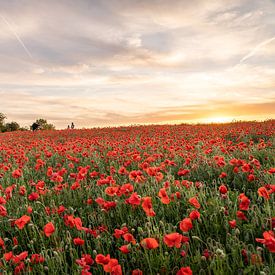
[0,113,56,132]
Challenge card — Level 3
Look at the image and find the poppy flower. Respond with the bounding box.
[119,245,130,254]
[44,222,55,237]
[103,259,118,273]
[256,231,275,253]
[158,188,170,204]
[236,211,248,221]
[0,205,7,217]
[188,197,200,209]
[15,215,31,229]
[95,254,110,265]
[4,251,13,261]
[123,233,136,244]
[31,254,45,264]
[179,218,193,232]
[28,192,40,201]
[228,220,237,229]
[141,197,156,217]
[73,237,85,246]
[238,193,250,211]
[140,238,159,249]
[189,210,200,220]
[219,185,228,194]
[163,233,182,248]
[177,266,192,275]
[125,192,141,206]
[258,187,270,200]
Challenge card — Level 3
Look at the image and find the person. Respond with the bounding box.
[67,125,70,129]
[71,122,75,129]
[31,122,39,131]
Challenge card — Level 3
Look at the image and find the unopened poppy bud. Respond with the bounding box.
[44,266,49,271]
[12,245,18,250]
[201,256,206,261]
[164,252,169,256]
[234,228,240,235]
[137,227,143,233]
[256,246,263,252]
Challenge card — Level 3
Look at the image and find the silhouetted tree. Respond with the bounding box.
[32,118,55,130]
[3,121,20,132]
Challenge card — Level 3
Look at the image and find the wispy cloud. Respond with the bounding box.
[240,36,275,63]
[0,13,33,60]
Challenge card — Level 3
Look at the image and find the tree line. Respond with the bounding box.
[0,113,55,132]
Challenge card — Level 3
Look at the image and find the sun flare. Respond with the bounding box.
[203,116,233,123]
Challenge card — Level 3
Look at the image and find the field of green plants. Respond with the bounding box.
[0,121,274,274]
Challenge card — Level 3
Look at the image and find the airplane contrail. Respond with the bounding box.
[0,13,33,60]
[240,36,275,63]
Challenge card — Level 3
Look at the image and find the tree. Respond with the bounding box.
[0,113,6,132]
[3,121,20,132]
[33,118,55,130]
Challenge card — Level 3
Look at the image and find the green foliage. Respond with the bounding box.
[34,118,56,130]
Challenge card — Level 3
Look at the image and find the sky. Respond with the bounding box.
[0,0,274,129]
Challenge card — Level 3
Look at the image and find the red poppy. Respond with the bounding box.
[219,185,228,194]
[15,215,31,230]
[238,193,250,211]
[119,245,130,254]
[140,238,159,249]
[229,220,237,228]
[95,254,110,265]
[31,254,45,264]
[188,197,200,209]
[158,188,170,204]
[44,222,55,237]
[125,192,141,206]
[141,197,156,217]
[256,231,275,253]
[177,266,193,275]
[179,218,193,232]
[189,210,200,220]
[73,237,85,246]
[163,233,182,248]
[123,233,136,244]
[28,192,40,201]
[258,187,270,200]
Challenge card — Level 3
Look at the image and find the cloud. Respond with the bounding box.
[0,0,274,127]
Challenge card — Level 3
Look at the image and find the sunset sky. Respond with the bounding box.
[0,0,274,129]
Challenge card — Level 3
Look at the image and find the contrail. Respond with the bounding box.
[0,13,33,59]
[240,36,275,63]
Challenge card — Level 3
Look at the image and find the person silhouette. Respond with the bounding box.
[31,122,39,131]
[71,122,75,129]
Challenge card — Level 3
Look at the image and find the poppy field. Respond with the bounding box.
[0,120,274,275]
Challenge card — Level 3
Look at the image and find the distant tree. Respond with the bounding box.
[3,121,20,132]
[33,118,55,130]
[0,113,6,132]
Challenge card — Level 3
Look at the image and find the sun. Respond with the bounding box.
[203,116,233,123]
